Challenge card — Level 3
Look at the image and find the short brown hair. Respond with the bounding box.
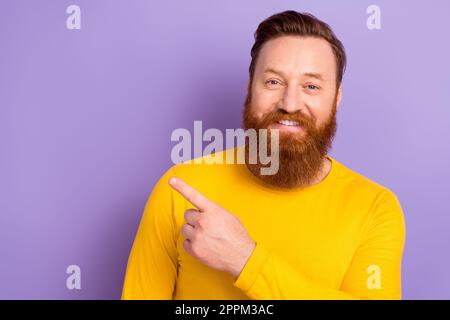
[249,10,347,88]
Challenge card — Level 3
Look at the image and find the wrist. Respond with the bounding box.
[229,240,256,278]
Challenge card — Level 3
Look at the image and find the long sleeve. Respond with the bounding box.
[233,190,406,300]
[121,168,178,299]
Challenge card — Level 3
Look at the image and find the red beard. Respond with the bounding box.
[242,90,338,189]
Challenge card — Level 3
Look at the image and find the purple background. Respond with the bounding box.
[1,0,449,299]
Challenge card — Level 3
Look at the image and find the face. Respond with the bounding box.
[243,35,343,189]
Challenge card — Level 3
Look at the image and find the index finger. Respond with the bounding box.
[168,177,212,212]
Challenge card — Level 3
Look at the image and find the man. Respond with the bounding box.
[122,10,405,300]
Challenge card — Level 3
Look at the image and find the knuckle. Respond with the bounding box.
[184,209,196,219]
[191,231,200,242]
[181,224,188,235]
[196,217,208,229]
[192,194,200,206]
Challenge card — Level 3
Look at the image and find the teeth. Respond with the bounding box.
[277,120,300,126]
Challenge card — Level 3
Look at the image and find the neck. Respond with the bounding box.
[309,157,332,186]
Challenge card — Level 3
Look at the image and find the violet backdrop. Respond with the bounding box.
[1,0,449,299]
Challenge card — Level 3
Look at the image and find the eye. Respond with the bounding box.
[265,79,282,87]
[306,84,320,90]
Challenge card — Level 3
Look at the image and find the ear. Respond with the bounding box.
[336,84,343,111]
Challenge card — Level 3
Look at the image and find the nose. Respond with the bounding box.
[278,83,303,114]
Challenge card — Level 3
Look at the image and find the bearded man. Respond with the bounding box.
[122,10,405,300]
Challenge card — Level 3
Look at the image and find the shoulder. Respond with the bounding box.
[331,157,405,222]
[331,157,400,201]
[331,158,405,235]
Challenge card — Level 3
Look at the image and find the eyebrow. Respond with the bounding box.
[264,68,326,82]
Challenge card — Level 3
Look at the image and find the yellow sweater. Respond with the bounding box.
[121,147,406,299]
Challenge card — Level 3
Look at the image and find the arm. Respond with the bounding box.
[233,190,406,300]
[121,168,178,299]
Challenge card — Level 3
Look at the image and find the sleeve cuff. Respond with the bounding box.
[233,242,271,293]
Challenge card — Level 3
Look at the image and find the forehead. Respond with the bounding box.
[255,35,337,80]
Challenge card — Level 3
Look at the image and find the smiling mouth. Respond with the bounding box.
[276,120,301,127]
[268,119,305,134]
